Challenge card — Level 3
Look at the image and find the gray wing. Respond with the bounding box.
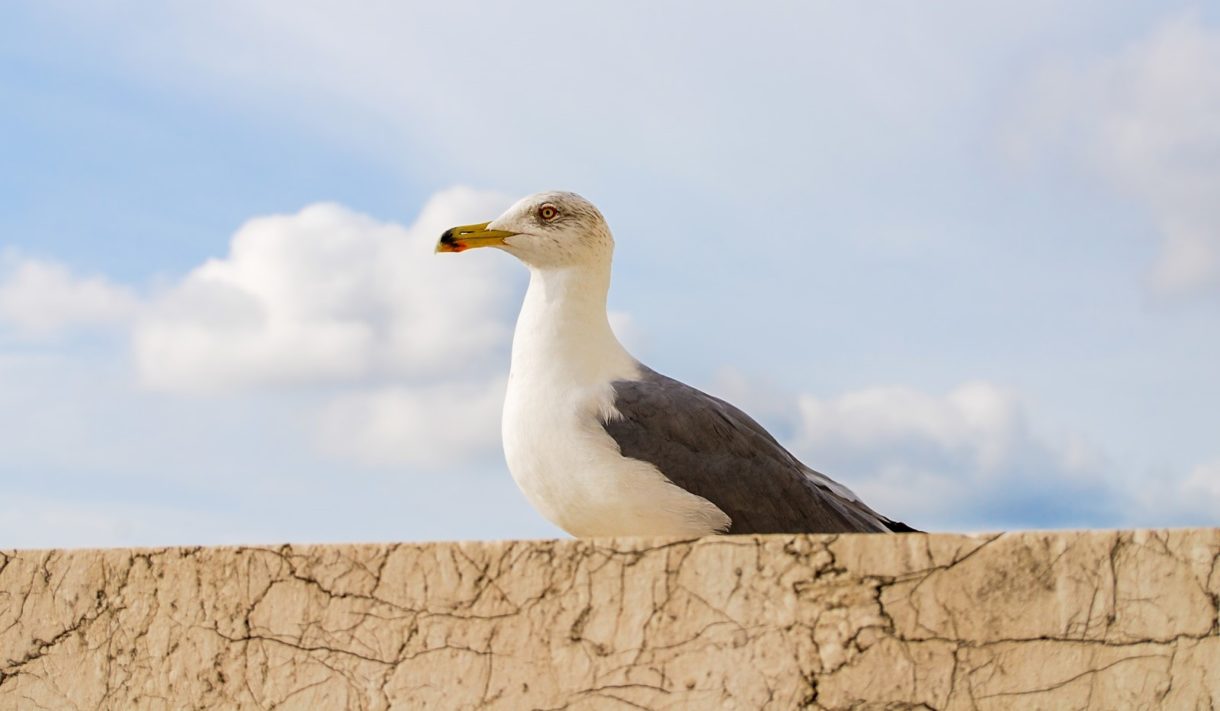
[602,366,917,534]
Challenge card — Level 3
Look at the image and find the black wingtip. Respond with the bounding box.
[885,519,922,533]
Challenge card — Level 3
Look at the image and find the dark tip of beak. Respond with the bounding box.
[439,228,456,245]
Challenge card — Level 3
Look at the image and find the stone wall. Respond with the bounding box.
[1,529,1217,709]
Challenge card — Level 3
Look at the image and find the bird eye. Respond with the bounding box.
[538,204,560,221]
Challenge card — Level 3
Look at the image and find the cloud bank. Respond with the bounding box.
[134,188,518,392]
[791,382,1116,530]
[2,188,521,473]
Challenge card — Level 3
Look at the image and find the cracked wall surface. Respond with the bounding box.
[1,529,1218,709]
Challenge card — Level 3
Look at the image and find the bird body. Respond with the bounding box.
[501,257,733,536]
[438,191,915,537]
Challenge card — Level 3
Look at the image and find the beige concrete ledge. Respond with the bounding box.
[1,529,1218,709]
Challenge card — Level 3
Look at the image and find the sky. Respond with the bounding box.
[1,2,1218,548]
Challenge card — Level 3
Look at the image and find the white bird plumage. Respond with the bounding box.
[490,193,732,536]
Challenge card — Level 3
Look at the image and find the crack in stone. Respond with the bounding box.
[974,652,1167,700]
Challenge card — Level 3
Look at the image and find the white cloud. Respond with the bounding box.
[1009,13,1220,293]
[0,189,528,475]
[125,187,525,470]
[1178,458,1220,513]
[0,251,138,337]
[134,188,519,392]
[786,381,1118,530]
[1126,456,1220,528]
[797,382,1026,473]
[1182,459,1220,499]
[318,377,507,469]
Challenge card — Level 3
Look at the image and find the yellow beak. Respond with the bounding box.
[435,221,518,253]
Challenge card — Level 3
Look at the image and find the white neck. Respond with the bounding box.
[510,261,636,387]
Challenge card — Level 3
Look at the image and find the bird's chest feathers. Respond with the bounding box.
[501,280,636,489]
[503,368,623,498]
[501,366,730,537]
[499,268,726,536]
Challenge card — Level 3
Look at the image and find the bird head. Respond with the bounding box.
[436,191,614,269]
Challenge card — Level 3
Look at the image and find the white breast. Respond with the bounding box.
[502,371,730,537]
[500,266,730,537]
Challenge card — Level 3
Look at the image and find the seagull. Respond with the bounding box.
[437,191,917,536]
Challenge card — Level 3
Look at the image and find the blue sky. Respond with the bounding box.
[1,2,1218,548]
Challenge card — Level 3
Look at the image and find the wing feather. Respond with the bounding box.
[602,366,917,534]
